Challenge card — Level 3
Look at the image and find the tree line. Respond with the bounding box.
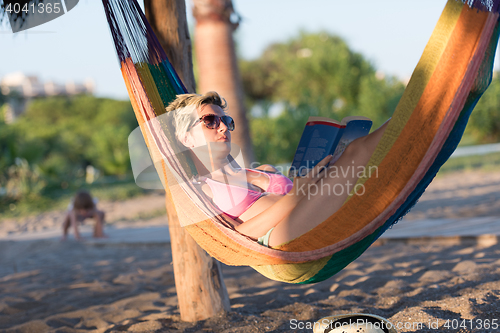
[241,32,500,165]
[0,95,137,208]
[1,31,500,210]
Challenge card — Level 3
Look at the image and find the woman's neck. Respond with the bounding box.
[190,148,236,177]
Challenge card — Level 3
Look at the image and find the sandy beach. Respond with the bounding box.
[1,169,500,332]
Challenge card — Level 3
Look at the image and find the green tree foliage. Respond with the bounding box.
[242,32,369,108]
[467,74,500,143]
[0,111,18,174]
[241,32,405,165]
[1,95,136,204]
[356,75,405,126]
[250,104,310,166]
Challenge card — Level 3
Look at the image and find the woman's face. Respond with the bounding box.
[187,104,231,147]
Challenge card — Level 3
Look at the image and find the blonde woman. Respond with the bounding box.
[167,91,389,248]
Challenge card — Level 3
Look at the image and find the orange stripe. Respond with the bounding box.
[278,5,490,252]
[122,58,164,161]
[121,59,145,126]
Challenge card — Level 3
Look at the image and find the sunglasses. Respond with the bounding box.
[190,114,235,131]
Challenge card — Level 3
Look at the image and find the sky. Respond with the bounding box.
[2,0,484,101]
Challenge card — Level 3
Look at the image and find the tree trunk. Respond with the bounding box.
[144,0,230,322]
[192,0,255,166]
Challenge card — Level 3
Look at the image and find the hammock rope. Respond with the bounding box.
[102,0,500,284]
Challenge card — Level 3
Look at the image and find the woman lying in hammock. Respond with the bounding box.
[167,91,390,248]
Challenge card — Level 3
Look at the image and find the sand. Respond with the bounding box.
[1,169,500,332]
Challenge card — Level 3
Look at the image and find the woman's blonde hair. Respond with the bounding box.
[166,91,227,143]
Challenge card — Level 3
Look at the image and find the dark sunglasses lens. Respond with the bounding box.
[202,115,219,129]
[222,116,235,131]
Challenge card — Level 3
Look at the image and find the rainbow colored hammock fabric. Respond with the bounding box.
[102,0,500,284]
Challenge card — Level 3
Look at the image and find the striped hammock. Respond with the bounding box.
[102,0,500,284]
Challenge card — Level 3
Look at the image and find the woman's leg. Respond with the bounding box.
[269,119,390,246]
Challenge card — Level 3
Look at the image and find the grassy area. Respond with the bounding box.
[2,152,499,220]
[437,151,500,176]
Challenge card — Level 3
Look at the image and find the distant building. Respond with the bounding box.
[0,72,94,123]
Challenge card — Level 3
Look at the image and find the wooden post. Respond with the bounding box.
[145,0,230,321]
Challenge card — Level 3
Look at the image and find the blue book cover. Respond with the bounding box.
[289,116,372,177]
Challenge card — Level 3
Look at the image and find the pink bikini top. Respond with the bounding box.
[201,169,293,219]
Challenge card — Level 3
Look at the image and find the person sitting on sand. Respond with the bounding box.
[62,190,106,240]
[166,91,390,248]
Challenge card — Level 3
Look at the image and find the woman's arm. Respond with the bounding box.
[254,164,279,174]
[235,155,332,239]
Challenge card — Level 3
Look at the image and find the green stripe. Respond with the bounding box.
[299,228,381,284]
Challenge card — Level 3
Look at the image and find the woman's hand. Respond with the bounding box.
[287,155,333,201]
